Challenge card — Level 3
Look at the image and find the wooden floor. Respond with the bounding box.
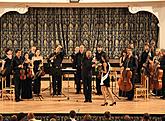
[0,79,165,114]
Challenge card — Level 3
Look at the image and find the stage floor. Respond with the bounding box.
[0,80,165,114]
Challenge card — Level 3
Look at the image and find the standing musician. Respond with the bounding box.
[140,43,151,71]
[29,46,36,60]
[141,43,155,94]
[12,49,24,102]
[21,52,33,99]
[123,47,138,101]
[47,45,65,96]
[100,53,116,106]
[1,48,13,88]
[82,50,94,102]
[31,49,43,96]
[95,45,106,95]
[71,46,79,93]
[159,49,165,99]
[152,48,162,95]
[75,44,85,94]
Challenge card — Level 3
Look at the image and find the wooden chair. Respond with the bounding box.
[1,75,15,101]
[134,74,149,100]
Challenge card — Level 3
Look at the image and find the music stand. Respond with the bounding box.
[62,68,77,100]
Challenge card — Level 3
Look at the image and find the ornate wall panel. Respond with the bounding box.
[0,8,159,58]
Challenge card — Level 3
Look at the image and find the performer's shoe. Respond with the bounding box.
[15,99,20,102]
[160,96,165,99]
[84,100,88,103]
[88,100,92,103]
[126,98,133,101]
[96,93,102,95]
[109,102,116,106]
[101,102,108,106]
[19,99,23,101]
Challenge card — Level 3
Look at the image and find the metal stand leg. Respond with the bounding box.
[111,76,120,100]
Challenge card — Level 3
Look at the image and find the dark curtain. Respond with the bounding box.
[0,8,159,58]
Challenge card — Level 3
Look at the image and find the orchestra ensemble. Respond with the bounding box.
[0,42,165,106]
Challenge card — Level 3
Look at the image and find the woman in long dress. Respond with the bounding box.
[21,52,32,99]
[31,49,43,96]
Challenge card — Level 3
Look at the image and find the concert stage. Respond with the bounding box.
[0,80,164,115]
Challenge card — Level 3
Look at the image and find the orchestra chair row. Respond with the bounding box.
[1,75,15,101]
[134,75,149,101]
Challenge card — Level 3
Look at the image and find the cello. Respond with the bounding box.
[153,61,163,90]
[118,55,133,92]
[118,69,133,92]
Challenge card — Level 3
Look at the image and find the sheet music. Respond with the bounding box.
[61,68,77,72]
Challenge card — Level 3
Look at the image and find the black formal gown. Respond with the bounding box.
[33,60,42,95]
[21,62,32,99]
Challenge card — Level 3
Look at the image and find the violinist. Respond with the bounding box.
[47,45,65,96]
[95,45,106,95]
[31,49,43,96]
[12,49,24,102]
[1,48,13,88]
[21,52,33,99]
[153,48,161,80]
[123,47,138,101]
[71,46,79,93]
[100,53,116,106]
[29,46,36,60]
[75,44,85,94]
[159,49,165,99]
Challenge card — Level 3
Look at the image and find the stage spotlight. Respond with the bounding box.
[70,0,80,3]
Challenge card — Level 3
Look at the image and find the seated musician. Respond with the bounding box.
[47,45,65,96]
[123,47,138,101]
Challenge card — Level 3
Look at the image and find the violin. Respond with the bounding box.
[27,67,34,79]
[20,68,26,80]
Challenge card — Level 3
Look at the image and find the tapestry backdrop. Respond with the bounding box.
[0,8,159,58]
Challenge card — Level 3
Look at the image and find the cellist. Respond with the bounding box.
[159,49,165,99]
[153,48,162,93]
[123,47,138,101]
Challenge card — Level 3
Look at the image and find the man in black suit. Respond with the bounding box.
[12,49,24,102]
[48,45,65,96]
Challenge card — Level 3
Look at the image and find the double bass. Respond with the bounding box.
[118,56,133,92]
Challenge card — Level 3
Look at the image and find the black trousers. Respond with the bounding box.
[52,68,62,95]
[33,76,41,95]
[76,68,82,93]
[14,73,22,100]
[83,76,92,101]
[96,76,102,94]
[162,75,165,96]
[127,78,135,100]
